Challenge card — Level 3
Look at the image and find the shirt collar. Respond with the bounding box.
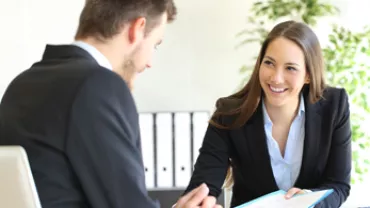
[297,94,305,115]
[262,94,305,125]
[72,41,112,70]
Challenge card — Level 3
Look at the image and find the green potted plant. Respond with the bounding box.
[323,25,370,183]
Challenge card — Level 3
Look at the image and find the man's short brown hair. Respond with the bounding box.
[75,0,177,40]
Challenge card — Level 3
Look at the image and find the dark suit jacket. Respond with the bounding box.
[0,45,159,208]
[184,86,352,208]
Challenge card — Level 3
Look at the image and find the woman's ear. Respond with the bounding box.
[305,75,310,84]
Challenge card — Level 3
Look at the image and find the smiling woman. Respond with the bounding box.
[259,37,310,109]
[182,20,352,208]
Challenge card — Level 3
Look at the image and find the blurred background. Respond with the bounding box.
[1,0,369,207]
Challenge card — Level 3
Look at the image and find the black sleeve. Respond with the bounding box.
[313,88,352,207]
[65,70,159,208]
[183,121,231,198]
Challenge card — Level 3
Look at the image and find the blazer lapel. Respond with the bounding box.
[243,103,278,192]
[295,90,322,188]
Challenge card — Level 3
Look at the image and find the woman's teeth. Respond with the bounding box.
[269,85,286,93]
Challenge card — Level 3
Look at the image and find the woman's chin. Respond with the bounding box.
[264,95,288,107]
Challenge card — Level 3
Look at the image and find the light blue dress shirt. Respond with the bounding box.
[262,94,305,191]
[72,41,112,70]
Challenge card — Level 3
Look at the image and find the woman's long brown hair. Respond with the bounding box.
[210,20,326,189]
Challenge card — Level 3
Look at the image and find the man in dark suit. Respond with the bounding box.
[0,0,221,208]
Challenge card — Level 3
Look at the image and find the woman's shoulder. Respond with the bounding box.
[322,86,348,99]
[215,97,244,112]
[211,97,245,127]
[317,86,350,119]
[321,86,349,106]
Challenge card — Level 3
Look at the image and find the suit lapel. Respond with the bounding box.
[295,90,322,188]
[243,103,278,192]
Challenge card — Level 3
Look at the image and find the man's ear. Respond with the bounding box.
[128,17,146,44]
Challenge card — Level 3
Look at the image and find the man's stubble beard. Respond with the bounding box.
[121,59,137,90]
[118,46,143,91]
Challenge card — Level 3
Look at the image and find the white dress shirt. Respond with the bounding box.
[72,41,112,70]
[262,94,305,191]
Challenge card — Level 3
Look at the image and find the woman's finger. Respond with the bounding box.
[285,187,303,199]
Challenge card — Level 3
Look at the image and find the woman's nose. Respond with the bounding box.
[270,70,284,84]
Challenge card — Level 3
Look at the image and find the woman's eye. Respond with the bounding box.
[287,66,296,71]
[264,60,273,66]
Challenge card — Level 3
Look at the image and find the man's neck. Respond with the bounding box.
[75,38,134,91]
[76,37,124,71]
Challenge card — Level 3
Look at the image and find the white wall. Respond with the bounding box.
[0,0,85,97]
[1,0,370,112]
[0,0,27,97]
[133,0,254,113]
[0,0,255,114]
[133,0,370,113]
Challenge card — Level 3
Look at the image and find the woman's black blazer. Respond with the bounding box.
[184,86,351,208]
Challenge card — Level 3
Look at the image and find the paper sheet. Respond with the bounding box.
[235,189,333,208]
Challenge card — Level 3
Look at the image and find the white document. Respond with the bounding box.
[234,189,333,208]
[192,112,209,166]
[139,113,155,189]
[174,112,192,187]
[155,113,173,188]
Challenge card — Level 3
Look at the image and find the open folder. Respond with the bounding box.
[234,189,333,208]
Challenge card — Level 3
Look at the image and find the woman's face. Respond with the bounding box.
[259,37,310,108]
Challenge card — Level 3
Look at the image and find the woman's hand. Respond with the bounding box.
[285,187,309,199]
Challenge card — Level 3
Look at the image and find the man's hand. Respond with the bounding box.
[285,187,308,199]
[175,183,223,208]
[199,196,220,208]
